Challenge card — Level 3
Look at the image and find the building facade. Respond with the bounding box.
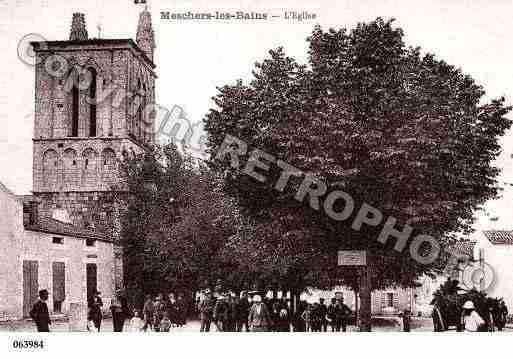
[301,286,415,316]
[474,230,513,310]
[0,9,156,321]
[0,181,115,320]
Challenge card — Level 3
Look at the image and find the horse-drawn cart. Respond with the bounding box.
[431,280,502,332]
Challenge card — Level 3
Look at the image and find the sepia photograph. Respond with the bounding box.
[1,0,513,356]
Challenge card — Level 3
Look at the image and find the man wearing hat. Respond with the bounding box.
[213,293,230,331]
[29,289,51,332]
[87,289,103,332]
[198,289,215,332]
[236,291,251,332]
[318,298,328,332]
[110,291,131,332]
[461,301,485,332]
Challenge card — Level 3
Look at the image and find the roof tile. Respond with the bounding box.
[25,216,110,242]
[482,230,513,245]
[447,240,476,258]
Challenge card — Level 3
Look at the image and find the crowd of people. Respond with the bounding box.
[84,288,355,333]
[28,286,511,333]
[107,292,189,332]
[28,287,355,333]
[196,290,353,332]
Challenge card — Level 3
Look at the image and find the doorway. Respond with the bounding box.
[86,263,97,304]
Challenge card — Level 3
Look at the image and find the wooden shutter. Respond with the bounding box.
[52,262,66,302]
[23,261,39,318]
[392,292,399,309]
[379,291,387,314]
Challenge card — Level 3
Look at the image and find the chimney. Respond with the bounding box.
[70,13,88,41]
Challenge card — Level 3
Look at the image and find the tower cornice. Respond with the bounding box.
[31,39,156,69]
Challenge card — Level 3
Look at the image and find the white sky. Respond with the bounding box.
[1,0,512,231]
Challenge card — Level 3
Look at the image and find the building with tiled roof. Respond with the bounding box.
[0,180,116,321]
[474,230,513,311]
[25,216,109,242]
[482,230,513,245]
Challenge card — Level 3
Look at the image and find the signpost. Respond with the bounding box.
[337,250,371,331]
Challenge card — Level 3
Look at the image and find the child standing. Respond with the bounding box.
[128,310,146,332]
[160,312,172,332]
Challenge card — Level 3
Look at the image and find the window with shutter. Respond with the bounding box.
[23,260,39,318]
[52,262,65,313]
[380,292,387,310]
[86,263,97,303]
[386,292,394,307]
[392,292,399,309]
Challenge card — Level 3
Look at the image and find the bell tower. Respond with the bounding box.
[136,7,156,62]
[69,12,88,41]
[30,11,156,235]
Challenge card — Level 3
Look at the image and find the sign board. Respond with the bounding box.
[338,250,366,266]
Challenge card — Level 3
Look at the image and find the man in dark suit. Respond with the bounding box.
[213,294,230,331]
[235,291,251,332]
[336,298,352,332]
[198,289,215,332]
[319,298,328,332]
[327,298,338,331]
[88,290,103,332]
[30,289,51,332]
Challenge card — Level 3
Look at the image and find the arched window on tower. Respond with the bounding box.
[136,79,143,142]
[82,148,98,187]
[88,67,97,137]
[142,83,147,143]
[101,148,117,185]
[63,148,78,188]
[70,70,79,137]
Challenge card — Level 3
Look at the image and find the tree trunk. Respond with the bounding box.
[359,262,372,332]
[354,288,359,328]
[292,289,300,314]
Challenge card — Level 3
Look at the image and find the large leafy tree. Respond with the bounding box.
[204,18,511,300]
[118,144,240,305]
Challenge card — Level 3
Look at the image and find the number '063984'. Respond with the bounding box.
[12,340,44,349]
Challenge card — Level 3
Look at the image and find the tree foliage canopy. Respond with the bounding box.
[119,144,242,302]
[204,18,512,290]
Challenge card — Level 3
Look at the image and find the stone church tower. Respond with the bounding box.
[30,10,156,242]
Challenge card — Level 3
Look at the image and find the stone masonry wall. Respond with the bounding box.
[33,42,154,233]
